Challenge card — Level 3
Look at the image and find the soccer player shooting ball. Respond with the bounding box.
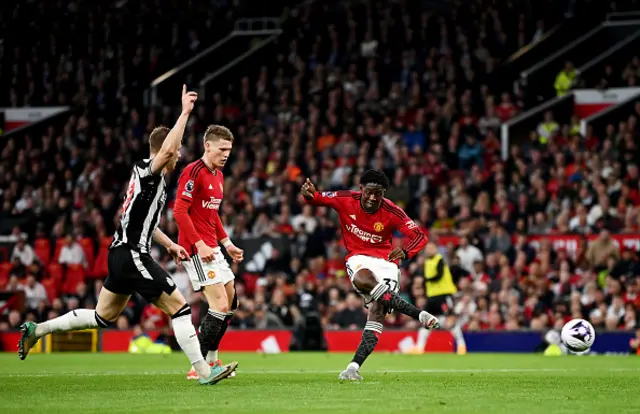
[301,170,439,381]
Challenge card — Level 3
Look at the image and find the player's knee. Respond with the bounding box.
[353,269,377,293]
[216,303,230,314]
[154,291,187,316]
[202,284,229,313]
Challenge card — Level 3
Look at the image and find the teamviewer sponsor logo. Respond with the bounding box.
[202,197,222,210]
[345,224,383,243]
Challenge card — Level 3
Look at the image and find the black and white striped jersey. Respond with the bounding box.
[110,159,167,253]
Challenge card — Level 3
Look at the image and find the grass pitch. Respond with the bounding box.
[1,352,639,413]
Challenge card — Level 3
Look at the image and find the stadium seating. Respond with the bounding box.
[1,0,639,335]
[33,238,51,266]
[0,263,12,289]
[62,264,86,295]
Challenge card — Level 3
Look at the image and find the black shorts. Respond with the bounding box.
[426,294,454,316]
[104,246,176,303]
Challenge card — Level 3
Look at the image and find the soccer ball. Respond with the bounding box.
[560,318,595,352]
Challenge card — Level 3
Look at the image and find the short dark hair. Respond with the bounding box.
[149,126,170,153]
[360,169,389,189]
[204,125,234,143]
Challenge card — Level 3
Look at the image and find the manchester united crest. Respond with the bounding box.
[207,270,216,279]
[373,222,384,232]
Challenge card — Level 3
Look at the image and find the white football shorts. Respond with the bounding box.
[182,247,235,291]
[345,255,400,305]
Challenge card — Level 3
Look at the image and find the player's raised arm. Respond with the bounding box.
[150,85,198,174]
[300,178,348,207]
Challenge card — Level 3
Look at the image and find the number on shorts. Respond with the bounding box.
[384,278,398,293]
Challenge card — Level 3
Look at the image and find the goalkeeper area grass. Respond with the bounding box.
[1,352,639,413]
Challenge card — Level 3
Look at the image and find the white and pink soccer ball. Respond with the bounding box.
[560,318,596,353]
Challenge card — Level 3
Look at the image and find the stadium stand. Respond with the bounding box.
[1,0,640,337]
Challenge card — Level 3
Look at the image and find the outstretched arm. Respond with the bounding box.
[150,85,197,174]
[300,178,348,208]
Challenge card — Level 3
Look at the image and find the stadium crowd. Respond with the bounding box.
[1,0,639,336]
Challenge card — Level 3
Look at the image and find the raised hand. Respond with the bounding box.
[181,84,198,115]
[301,178,317,199]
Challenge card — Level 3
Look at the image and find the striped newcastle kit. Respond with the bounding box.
[104,158,177,302]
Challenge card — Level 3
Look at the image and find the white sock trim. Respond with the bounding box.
[364,321,384,334]
[208,309,226,320]
[370,283,388,301]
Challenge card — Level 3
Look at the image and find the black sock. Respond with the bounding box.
[352,321,383,366]
[198,310,226,358]
[371,284,422,320]
[210,312,232,352]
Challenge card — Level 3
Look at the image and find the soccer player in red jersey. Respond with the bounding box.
[173,125,244,380]
[301,169,440,381]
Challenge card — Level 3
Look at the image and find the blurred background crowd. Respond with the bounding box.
[2,0,640,337]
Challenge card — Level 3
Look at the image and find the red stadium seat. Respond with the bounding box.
[62,264,86,294]
[243,273,259,296]
[53,238,65,263]
[41,277,59,303]
[90,236,112,279]
[47,263,64,287]
[78,237,95,270]
[34,238,52,265]
[0,262,13,289]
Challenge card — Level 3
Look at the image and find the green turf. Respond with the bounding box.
[1,352,639,413]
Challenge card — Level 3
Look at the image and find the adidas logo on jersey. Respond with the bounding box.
[350,214,356,220]
[209,184,213,190]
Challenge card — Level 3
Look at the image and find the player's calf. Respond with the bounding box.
[353,269,439,329]
[340,302,385,380]
[205,281,236,363]
[155,290,213,380]
[198,284,229,358]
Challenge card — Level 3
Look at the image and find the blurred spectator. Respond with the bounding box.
[58,234,87,268]
[586,230,619,269]
[11,235,36,267]
[456,237,484,276]
[329,292,367,330]
[554,61,578,96]
[23,274,48,309]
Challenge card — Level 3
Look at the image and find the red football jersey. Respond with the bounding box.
[173,159,228,254]
[304,190,427,262]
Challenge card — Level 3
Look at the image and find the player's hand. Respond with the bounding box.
[181,84,198,115]
[168,243,190,265]
[196,241,215,263]
[301,178,317,199]
[226,244,244,263]
[388,247,407,261]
